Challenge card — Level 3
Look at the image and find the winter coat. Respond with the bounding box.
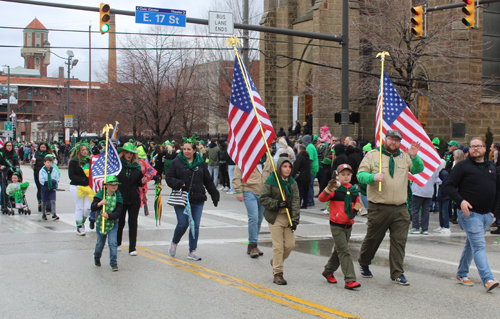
[206,143,220,167]
[33,151,50,172]
[166,155,220,204]
[318,182,360,227]
[345,145,363,185]
[259,157,300,225]
[117,161,144,205]
[274,137,296,164]
[276,127,286,138]
[302,135,319,175]
[292,123,301,136]
[68,159,89,186]
[39,166,60,186]
[233,157,272,195]
[292,151,311,183]
[437,169,450,201]
[163,145,177,173]
[332,144,348,171]
[318,126,332,144]
[90,190,123,221]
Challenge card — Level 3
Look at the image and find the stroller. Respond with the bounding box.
[2,169,31,216]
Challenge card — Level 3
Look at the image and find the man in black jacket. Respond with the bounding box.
[444,137,500,292]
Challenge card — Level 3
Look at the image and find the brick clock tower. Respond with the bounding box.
[21,18,50,77]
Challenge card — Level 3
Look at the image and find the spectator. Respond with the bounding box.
[302,121,311,136]
[302,135,319,207]
[292,120,301,138]
[276,127,286,138]
[445,140,458,172]
[491,143,500,166]
[408,167,440,235]
[206,140,220,188]
[345,145,363,185]
[318,126,332,144]
[292,145,311,209]
[332,144,347,170]
[435,160,451,234]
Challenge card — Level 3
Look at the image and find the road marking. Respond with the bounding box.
[133,246,362,319]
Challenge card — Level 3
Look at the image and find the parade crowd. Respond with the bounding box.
[2,116,499,292]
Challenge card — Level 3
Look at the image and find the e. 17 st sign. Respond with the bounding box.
[135,6,186,27]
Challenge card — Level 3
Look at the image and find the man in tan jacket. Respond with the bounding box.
[356,129,424,285]
[233,155,272,258]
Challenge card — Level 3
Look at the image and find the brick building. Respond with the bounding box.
[259,0,500,144]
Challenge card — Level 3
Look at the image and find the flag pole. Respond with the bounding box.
[376,51,389,192]
[227,36,293,229]
[101,123,113,233]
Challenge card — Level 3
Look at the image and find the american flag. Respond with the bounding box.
[227,57,275,182]
[375,71,441,187]
[0,138,4,148]
[89,141,122,192]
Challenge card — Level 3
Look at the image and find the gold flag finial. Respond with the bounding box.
[376,51,390,60]
[226,36,241,49]
[102,124,113,135]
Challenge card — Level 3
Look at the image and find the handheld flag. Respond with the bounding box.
[111,121,120,146]
[90,139,122,193]
[375,72,441,187]
[154,184,162,226]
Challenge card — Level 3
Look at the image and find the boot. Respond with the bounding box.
[273,272,287,285]
[248,243,259,258]
[256,246,264,256]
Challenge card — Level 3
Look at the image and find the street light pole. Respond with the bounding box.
[67,56,71,115]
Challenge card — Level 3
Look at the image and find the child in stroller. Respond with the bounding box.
[4,170,31,215]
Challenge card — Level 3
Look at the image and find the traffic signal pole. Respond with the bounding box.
[341,0,349,137]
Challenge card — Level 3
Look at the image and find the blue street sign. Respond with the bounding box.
[135,6,186,27]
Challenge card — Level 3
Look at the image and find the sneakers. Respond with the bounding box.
[76,226,86,236]
[94,257,101,267]
[360,207,368,216]
[273,272,287,285]
[433,227,443,232]
[226,190,236,195]
[359,264,373,278]
[89,221,95,230]
[456,277,474,286]
[421,230,429,235]
[217,185,224,191]
[408,228,420,234]
[223,186,229,192]
[111,264,119,272]
[168,242,177,257]
[42,214,47,221]
[345,281,361,290]
[52,214,59,221]
[322,271,337,284]
[187,250,202,261]
[485,279,499,292]
[439,228,451,234]
[129,250,138,256]
[393,274,410,285]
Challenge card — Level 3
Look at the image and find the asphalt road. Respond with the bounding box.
[0,165,499,319]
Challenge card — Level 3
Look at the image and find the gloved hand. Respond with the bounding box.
[289,221,298,231]
[349,202,363,220]
[278,200,289,209]
[213,200,218,207]
[327,179,340,191]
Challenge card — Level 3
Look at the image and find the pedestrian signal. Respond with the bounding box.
[100,3,111,34]
[349,112,360,124]
[411,6,424,37]
[462,0,475,28]
[334,112,341,124]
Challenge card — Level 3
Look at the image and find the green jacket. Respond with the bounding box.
[206,145,220,167]
[306,144,319,175]
[259,157,300,225]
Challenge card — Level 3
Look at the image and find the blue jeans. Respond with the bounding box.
[360,193,368,209]
[243,191,264,244]
[308,173,315,206]
[173,202,204,253]
[411,195,431,231]
[457,210,495,284]
[228,165,236,192]
[208,166,219,187]
[438,200,449,228]
[94,222,118,266]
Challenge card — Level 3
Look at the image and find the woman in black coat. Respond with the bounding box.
[0,141,18,212]
[166,136,219,261]
[292,145,311,209]
[116,142,146,256]
[31,142,53,211]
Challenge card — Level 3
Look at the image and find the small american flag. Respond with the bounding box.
[375,71,441,187]
[90,141,122,192]
[0,138,4,148]
[227,57,275,182]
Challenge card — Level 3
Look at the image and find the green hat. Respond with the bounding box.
[199,140,205,145]
[117,142,139,154]
[104,175,121,185]
[321,157,332,165]
[363,143,372,152]
[297,139,302,143]
[448,140,459,147]
[164,140,172,146]
[431,137,440,149]
[129,139,134,143]
[313,134,318,141]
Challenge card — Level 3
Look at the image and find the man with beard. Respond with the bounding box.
[445,137,500,292]
[356,130,424,285]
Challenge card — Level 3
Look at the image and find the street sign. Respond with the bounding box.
[64,114,73,128]
[4,121,12,131]
[135,6,186,27]
[208,11,234,35]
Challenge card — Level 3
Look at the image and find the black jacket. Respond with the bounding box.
[292,151,311,183]
[345,145,363,185]
[445,157,500,214]
[276,128,286,138]
[166,157,219,204]
[292,123,301,136]
[332,144,347,170]
[34,151,49,172]
[117,163,144,205]
[437,169,450,202]
[90,190,123,221]
[68,159,89,186]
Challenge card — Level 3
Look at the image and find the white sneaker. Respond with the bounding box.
[223,186,229,192]
[217,186,224,191]
[360,207,368,216]
[117,246,122,252]
[321,209,329,216]
[129,250,138,256]
[226,190,236,195]
[434,227,443,232]
[439,228,451,234]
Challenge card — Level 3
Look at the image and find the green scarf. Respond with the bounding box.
[178,152,204,170]
[37,151,47,158]
[376,144,401,178]
[71,155,89,169]
[44,166,53,190]
[259,153,267,166]
[336,184,359,217]
[264,173,295,197]
[121,159,142,178]
[95,189,123,235]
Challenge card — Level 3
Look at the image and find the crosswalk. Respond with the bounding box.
[0,208,331,234]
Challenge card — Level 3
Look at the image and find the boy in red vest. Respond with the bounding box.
[319,164,363,289]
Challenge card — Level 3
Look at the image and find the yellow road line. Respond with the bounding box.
[134,246,362,319]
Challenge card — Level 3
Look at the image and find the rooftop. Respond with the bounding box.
[25,18,47,30]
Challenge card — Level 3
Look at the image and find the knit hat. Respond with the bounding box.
[313,134,319,141]
[363,143,372,152]
[302,135,312,146]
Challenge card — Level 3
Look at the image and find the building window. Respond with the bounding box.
[28,34,31,37]
[35,58,40,64]
[45,93,49,99]
[39,89,43,95]
[34,89,37,96]
[36,33,40,38]
[482,2,500,96]
[452,123,466,139]
[27,90,31,99]
[57,90,60,96]
[36,44,40,48]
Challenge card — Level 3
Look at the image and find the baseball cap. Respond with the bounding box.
[386,129,403,140]
[337,163,353,173]
[448,140,459,147]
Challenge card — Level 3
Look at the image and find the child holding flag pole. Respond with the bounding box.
[226,37,300,285]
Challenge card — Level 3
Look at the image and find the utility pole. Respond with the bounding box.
[341,0,349,137]
[6,65,11,141]
[242,0,249,69]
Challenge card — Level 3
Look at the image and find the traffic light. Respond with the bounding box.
[100,3,111,34]
[462,0,475,28]
[334,112,341,124]
[411,6,424,37]
[349,112,360,124]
